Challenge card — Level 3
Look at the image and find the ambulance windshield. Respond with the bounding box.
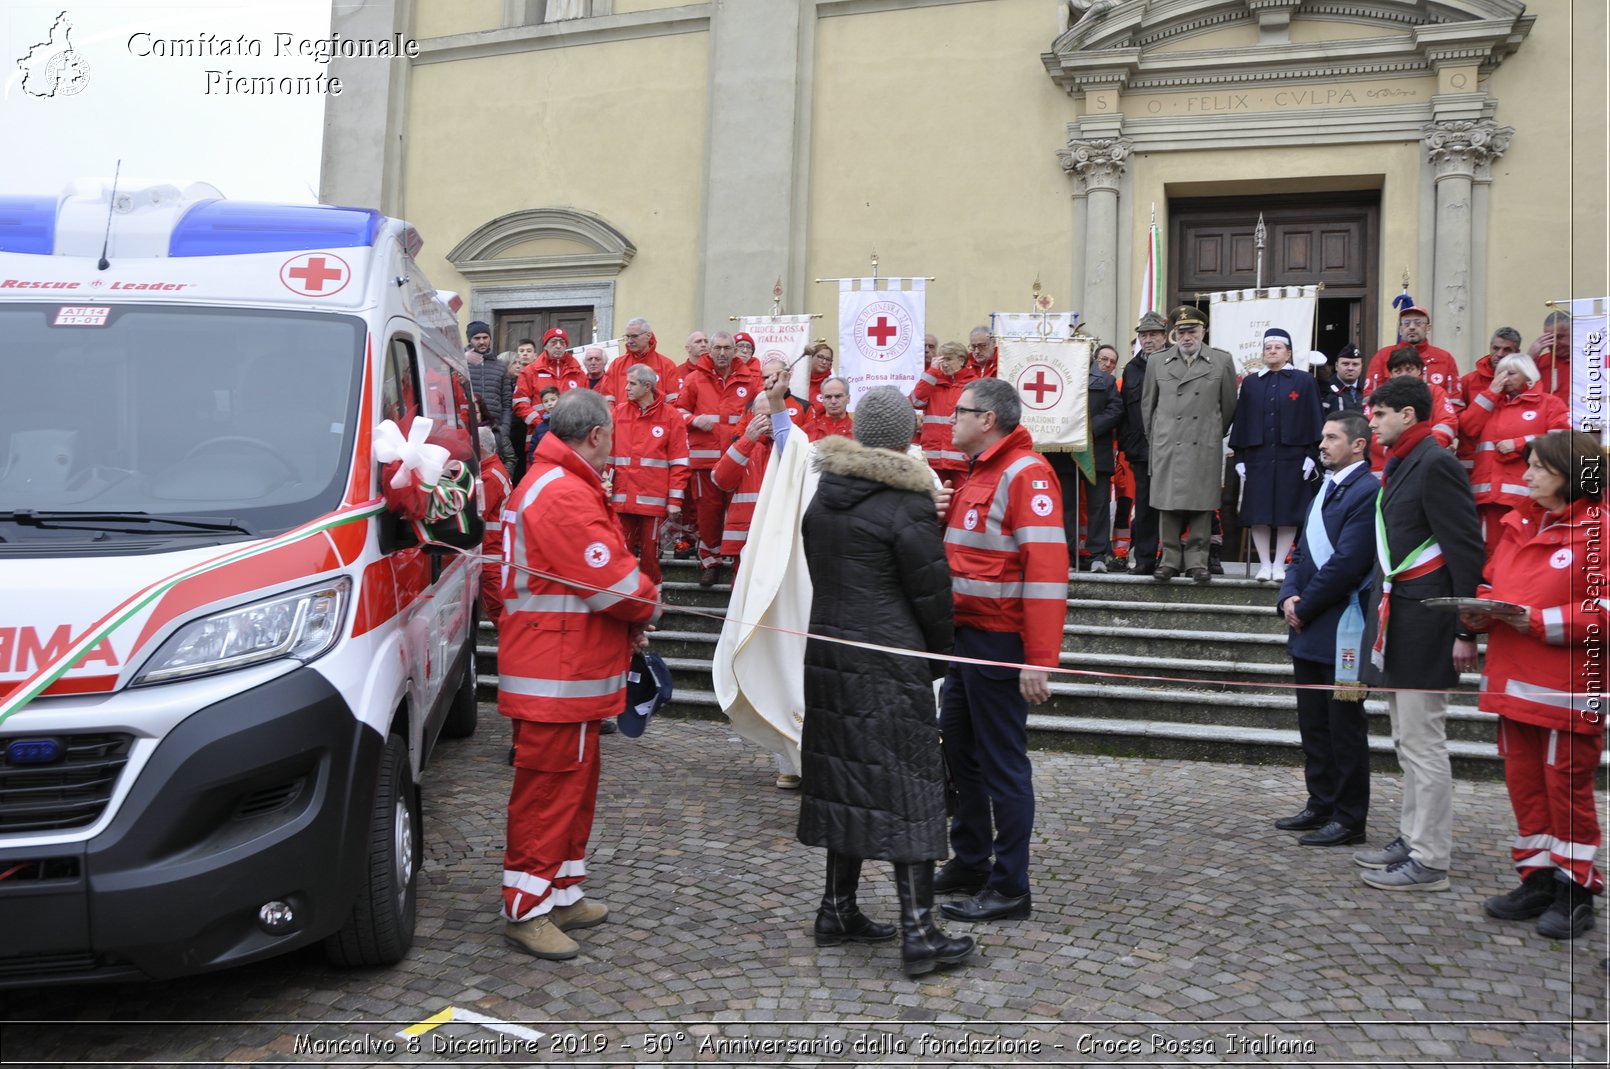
[0,304,364,538]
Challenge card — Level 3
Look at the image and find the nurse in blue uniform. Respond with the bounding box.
[1230,327,1324,581]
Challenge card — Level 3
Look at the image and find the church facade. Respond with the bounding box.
[321,0,1604,365]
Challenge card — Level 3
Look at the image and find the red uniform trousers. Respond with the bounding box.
[503,719,603,921]
[692,470,732,572]
[617,512,664,585]
[1498,717,1605,893]
[480,560,504,626]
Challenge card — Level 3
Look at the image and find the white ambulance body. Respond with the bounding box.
[0,181,483,984]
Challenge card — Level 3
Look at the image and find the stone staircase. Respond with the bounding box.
[476,558,1536,781]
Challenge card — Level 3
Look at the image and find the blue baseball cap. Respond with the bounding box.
[619,650,673,737]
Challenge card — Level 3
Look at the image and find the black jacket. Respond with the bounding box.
[466,357,514,442]
[1360,434,1484,689]
[797,437,953,862]
[1118,352,1150,464]
[1088,369,1125,474]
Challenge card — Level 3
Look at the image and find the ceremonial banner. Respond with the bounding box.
[995,326,1091,453]
[838,278,925,406]
[1135,215,1161,353]
[1208,286,1318,374]
[740,314,814,398]
[1568,297,1607,429]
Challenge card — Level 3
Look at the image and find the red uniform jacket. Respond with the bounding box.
[513,354,585,429]
[911,364,978,473]
[1475,498,1607,733]
[480,454,512,555]
[600,344,682,406]
[808,367,831,413]
[710,429,771,556]
[676,354,764,470]
[1363,340,1465,408]
[1458,385,1571,509]
[498,432,659,722]
[609,396,692,517]
[1456,355,1499,471]
[1534,348,1574,405]
[806,411,854,442]
[944,426,1069,667]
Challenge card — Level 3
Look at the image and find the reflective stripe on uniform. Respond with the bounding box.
[636,458,670,469]
[500,672,629,698]
[509,467,568,598]
[1542,605,1565,644]
[731,492,760,504]
[1474,392,1496,411]
[952,578,1066,599]
[946,528,1016,552]
[986,457,1040,534]
[922,414,952,425]
[1505,677,1597,713]
[690,449,722,460]
[634,495,667,507]
[584,567,647,611]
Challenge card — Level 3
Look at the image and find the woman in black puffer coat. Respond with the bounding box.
[797,387,973,977]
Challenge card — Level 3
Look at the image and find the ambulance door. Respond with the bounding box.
[380,331,438,741]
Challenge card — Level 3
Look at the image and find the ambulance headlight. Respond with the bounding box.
[133,579,350,685]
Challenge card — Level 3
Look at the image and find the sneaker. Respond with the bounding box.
[1255,565,1273,582]
[1353,836,1410,870]
[775,773,802,790]
[504,916,580,960]
[1089,559,1107,573]
[550,898,609,932]
[1361,857,1450,892]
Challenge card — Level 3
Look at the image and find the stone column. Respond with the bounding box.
[1421,119,1512,360]
[1059,137,1131,346]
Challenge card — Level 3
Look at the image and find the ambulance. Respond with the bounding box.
[0,180,484,984]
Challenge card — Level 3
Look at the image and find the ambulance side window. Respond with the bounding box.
[384,337,420,424]
[418,349,458,428]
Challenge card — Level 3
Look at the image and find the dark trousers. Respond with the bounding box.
[1129,461,1158,563]
[940,627,1034,898]
[1292,657,1370,828]
[1048,453,1112,559]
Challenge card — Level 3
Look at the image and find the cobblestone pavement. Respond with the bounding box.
[3,714,1606,1067]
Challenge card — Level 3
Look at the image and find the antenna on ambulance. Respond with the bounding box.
[97,159,122,271]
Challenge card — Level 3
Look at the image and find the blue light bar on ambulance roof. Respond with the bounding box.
[167,200,383,257]
[0,196,61,254]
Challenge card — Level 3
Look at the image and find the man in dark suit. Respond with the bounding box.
[1117,312,1169,574]
[1051,344,1125,571]
[1354,377,1484,891]
[1274,411,1379,846]
[1321,344,1366,417]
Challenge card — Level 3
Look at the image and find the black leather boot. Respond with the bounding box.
[893,861,975,977]
[814,851,896,947]
[1536,876,1597,940]
[1207,543,1224,575]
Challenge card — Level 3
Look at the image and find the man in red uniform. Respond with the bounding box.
[499,389,659,960]
[934,377,1068,923]
[678,330,763,586]
[600,317,680,404]
[806,377,854,441]
[1362,305,1465,409]
[477,426,513,626]
[513,328,585,434]
[966,326,998,378]
[1528,310,1575,404]
[610,364,690,584]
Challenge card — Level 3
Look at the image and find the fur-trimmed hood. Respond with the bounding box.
[812,434,937,497]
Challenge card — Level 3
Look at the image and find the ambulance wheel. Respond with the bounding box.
[441,637,479,739]
[326,733,418,966]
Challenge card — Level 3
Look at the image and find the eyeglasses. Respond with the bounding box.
[952,405,987,418]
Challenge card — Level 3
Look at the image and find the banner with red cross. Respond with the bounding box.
[1208,286,1318,375]
[996,326,1091,455]
[837,278,925,407]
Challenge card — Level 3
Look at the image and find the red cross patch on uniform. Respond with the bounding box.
[963,507,980,530]
[1030,494,1054,517]
[1551,548,1574,569]
[584,542,611,568]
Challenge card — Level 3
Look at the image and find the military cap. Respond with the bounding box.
[1170,305,1208,328]
[1135,310,1169,333]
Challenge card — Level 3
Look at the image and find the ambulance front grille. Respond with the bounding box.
[0,733,134,832]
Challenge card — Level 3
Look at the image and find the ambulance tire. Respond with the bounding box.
[441,635,479,739]
[325,733,418,967]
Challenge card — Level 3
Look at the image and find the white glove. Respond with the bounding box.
[1302,456,1316,478]
[1235,462,1246,479]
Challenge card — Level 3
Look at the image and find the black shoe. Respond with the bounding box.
[1207,546,1224,575]
[1188,566,1211,584]
[1131,558,1157,576]
[940,887,1031,922]
[698,567,720,588]
[1299,821,1365,847]
[814,852,897,947]
[1484,869,1558,921]
[1153,565,1179,582]
[932,858,989,896]
[894,862,975,977]
[1274,807,1329,831]
[1536,877,1596,940]
[598,717,618,735]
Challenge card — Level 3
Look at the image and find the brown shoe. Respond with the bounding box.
[1153,565,1179,582]
[698,566,719,588]
[550,898,609,932]
[1188,566,1211,583]
[504,916,580,960]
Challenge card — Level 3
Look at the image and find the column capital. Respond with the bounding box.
[1421,119,1513,181]
[1059,136,1132,193]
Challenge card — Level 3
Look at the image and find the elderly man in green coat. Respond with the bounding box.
[1139,305,1239,583]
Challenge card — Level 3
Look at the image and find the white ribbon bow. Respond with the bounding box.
[374,417,450,490]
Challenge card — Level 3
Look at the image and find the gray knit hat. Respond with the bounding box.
[853,386,916,453]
